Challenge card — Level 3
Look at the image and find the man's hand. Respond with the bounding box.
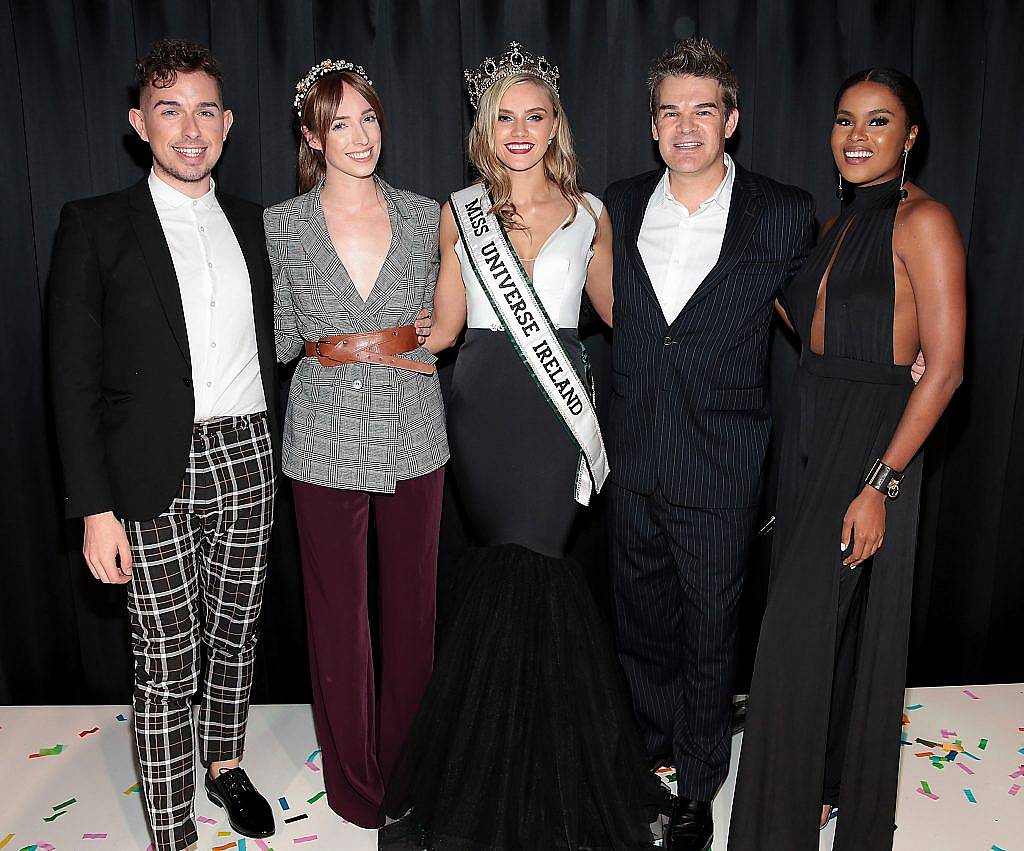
[83,511,133,584]
[911,350,926,384]
[415,307,433,345]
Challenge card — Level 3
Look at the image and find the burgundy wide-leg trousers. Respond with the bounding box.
[291,467,444,828]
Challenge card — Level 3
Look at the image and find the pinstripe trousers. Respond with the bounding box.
[123,413,275,851]
[608,481,755,801]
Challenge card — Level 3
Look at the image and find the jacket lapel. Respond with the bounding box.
[624,169,664,319]
[674,163,763,321]
[127,178,190,365]
[218,190,273,368]
[297,182,368,319]
[364,178,412,319]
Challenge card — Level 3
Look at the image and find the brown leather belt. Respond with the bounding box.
[304,325,435,376]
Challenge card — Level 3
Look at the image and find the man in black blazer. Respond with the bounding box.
[48,39,277,850]
[604,39,814,850]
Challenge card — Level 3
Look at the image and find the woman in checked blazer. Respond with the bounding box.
[264,60,447,830]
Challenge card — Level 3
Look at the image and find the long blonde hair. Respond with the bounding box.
[467,73,595,231]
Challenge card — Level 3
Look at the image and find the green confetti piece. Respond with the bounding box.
[52,798,76,811]
[921,780,932,794]
[43,810,67,823]
[979,739,988,750]
[307,790,326,804]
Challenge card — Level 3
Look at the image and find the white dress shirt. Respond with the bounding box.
[149,170,266,419]
[638,154,736,323]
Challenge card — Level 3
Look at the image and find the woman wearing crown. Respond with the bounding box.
[379,43,667,850]
[265,61,448,830]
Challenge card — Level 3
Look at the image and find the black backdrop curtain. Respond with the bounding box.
[2,0,1021,705]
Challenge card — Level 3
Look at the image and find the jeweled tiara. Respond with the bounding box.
[294,58,373,117]
[464,41,560,110]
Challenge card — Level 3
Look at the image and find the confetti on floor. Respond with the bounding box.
[78,727,99,738]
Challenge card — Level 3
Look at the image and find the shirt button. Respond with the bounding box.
[210,341,217,348]
[210,300,216,308]
[207,261,214,269]
[206,380,213,388]
[352,379,363,390]
[199,226,205,233]
[191,201,198,207]
[664,336,674,346]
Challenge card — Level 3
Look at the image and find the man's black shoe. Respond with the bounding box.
[205,767,275,838]
[664,796,712,851]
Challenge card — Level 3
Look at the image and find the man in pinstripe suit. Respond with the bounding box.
[604,38,815,850]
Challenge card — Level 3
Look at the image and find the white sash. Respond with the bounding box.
[450,183,609,505]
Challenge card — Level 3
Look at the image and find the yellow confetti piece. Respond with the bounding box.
[0,835,13,849]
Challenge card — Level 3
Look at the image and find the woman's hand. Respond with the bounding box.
[415,307,432,345]
[840,486,886,567]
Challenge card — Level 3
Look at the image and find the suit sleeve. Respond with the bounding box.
[264,211,304,364]
[48,202,114,518]
[786,193,816,285]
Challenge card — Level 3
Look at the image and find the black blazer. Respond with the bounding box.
[48,177,280,521]
[604,163,815,508]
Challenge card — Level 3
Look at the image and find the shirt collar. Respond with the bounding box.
[148,168,218,211]
[656,153,735,215]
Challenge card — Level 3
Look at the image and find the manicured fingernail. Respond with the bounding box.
[840,541,847,551]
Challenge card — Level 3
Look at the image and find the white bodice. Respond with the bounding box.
[456,192,603,329]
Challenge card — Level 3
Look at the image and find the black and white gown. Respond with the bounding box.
[380,192,668,850]
[729,177,923,850]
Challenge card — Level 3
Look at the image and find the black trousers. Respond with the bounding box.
[608,482,755,801]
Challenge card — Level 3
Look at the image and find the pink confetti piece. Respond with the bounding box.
[957,762,976,775]
[82,834,109,839]
[255,841,270,851]
[305,760,321,772]
[1010,784,1021,796]
[294,836,318,844]
[941,729,958,738]
[198,815,218,824]
[1011,768,1024,779]
[38,844,56,850]
[963,689,980,699]
[915,787,939,800]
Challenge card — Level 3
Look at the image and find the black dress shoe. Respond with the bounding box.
[664,796,712,851]
[205,767,275,838]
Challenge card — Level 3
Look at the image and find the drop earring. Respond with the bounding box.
[836,171,844,201]
[899,148,909,200]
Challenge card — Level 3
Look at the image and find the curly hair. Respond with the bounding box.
[134,37,223,103]
[647,37,738,118]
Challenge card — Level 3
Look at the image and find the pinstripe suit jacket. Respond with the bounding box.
[605,163,815,508]
[264,177,448,493]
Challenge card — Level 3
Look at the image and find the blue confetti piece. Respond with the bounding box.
[278,796,290,810]
[906,704,924,710]
[116,713,127,722]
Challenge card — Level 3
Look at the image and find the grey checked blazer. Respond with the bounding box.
[265,177,448,493]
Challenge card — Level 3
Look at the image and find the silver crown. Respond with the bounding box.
[294,58,373,117]
[464,41,560,109]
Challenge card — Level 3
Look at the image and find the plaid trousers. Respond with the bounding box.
[124,412,275,851]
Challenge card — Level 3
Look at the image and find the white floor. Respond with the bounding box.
[1,683,1021,850]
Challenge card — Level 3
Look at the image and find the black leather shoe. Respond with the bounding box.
[730,694,748,734]
[205,767,275,838]
[664,796,712,851]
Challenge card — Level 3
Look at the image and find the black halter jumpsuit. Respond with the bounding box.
[729,177,922,850]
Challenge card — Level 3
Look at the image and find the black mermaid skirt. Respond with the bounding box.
[380,331,667,849]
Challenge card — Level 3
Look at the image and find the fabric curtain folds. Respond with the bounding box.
[1,0,1021,702]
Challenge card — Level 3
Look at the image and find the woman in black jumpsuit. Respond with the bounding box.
[730,69,966,850]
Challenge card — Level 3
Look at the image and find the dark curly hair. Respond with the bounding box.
[134,37,223,104]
